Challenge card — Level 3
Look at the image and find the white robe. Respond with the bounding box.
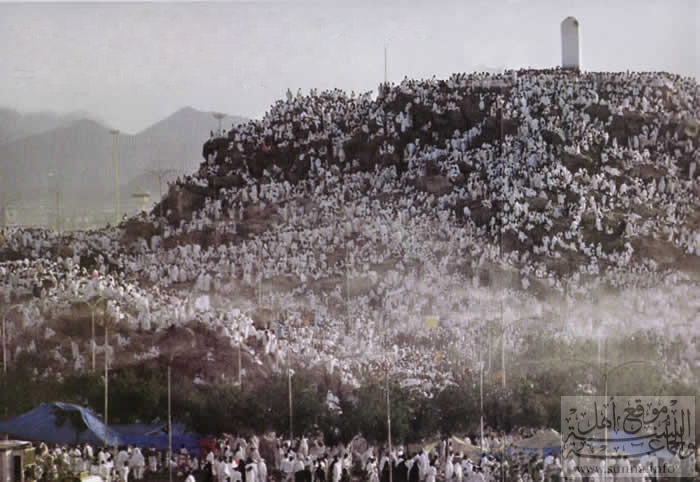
[257,460,267,482]
[245,463,258,482]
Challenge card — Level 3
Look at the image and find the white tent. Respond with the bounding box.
[513,429,562,452]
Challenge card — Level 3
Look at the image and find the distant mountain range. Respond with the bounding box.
[0,108,105,146]
[0,107,246,201]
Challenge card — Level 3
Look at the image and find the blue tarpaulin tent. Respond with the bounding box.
[114,423,200,454]
[0,402,123,446]
[512,429,563,457]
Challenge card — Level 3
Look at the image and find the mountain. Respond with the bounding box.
[0,107,246,201]
[0,108,101,146]
[1,71,699,440]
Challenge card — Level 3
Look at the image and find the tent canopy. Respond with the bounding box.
[0,402,123,446]
[511,429,562,458]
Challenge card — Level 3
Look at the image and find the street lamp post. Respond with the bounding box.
[2,305,24,375]
[104,319,109,446]
[103,304,120,447]
[564,349,651,474]
[236,334,242,387]
[386,362,392,482]
[47,171,60,231]
[86,298,106,373]
[382,325,393,482]
[501,309,506,390]
[109,129,120,225]
[0,175,6,230]
[145,162,175,219]
[288,344,293,442]
[345,242,351,335]
[168,361,173,482]
[480,357,485,450]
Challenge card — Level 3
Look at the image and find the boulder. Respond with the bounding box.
[416,175,452,196]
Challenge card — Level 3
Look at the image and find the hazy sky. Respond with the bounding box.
[0,0,697,134]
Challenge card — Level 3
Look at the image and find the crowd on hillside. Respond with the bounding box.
[0,68,699,390]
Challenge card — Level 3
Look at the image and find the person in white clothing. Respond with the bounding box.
[118,461,129,482]
[366,456,379,482]
[444,453,454,480]
[206,449,215,465]
[281,453,295,482]
[129,448,146,480]
[257,458,268,482]
[146,446,158,473]
[454,458,463,482]
[217,457,229,482]
[331,456,342,482]
[426,459,438,482]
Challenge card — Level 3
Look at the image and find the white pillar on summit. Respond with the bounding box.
[561,16,581,70]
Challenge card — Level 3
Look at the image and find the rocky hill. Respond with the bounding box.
[1,69,699,405]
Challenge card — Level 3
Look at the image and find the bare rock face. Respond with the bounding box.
[415,175,452,196]
[527,197,549,212]
[542,129,566,146]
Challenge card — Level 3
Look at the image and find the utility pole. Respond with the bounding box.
[384,326,393,482]
[146,163,175,219]
[109,129,120,225]
[480,353,485,450]
[0,175,5,230]
[288,345,293,441]
[92,306,96,372]
[564,350,650,478]
[168,362,173,482]
[87,298,105,373]
[345,241,351,335]
[501,313,506,390]
[384,44,388,86]
[498,99,506,390]
[488,326,492,372]
[258,246,263,307]
[104,320,109,446]
[237,336,242,387]
[386,363,392,482]
[56,188,62,232]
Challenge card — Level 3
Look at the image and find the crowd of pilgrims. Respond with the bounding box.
[26,429,682,482]
[0,68,699,388]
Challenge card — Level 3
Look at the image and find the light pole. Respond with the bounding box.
[212,112,226,136]
[286,342,293,442]
[501,308,506,390]
[564,350,652,473]
[85,297,106,373]
[2,304,24,375]
[382,325,393,482]
[109,129,120,225]
[386,359,393,482]
[47,171,61,231]
[145,165,175,218]
[345,240,351,335]
[168,360,173,482]
[384,44,388,86]
[480,356,485,451]
[0,175,5,230]
[104,317,109,446]
[103,303,119,447]
[234,333,242,387]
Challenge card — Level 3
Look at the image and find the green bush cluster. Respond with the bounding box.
[1,330,697,444]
